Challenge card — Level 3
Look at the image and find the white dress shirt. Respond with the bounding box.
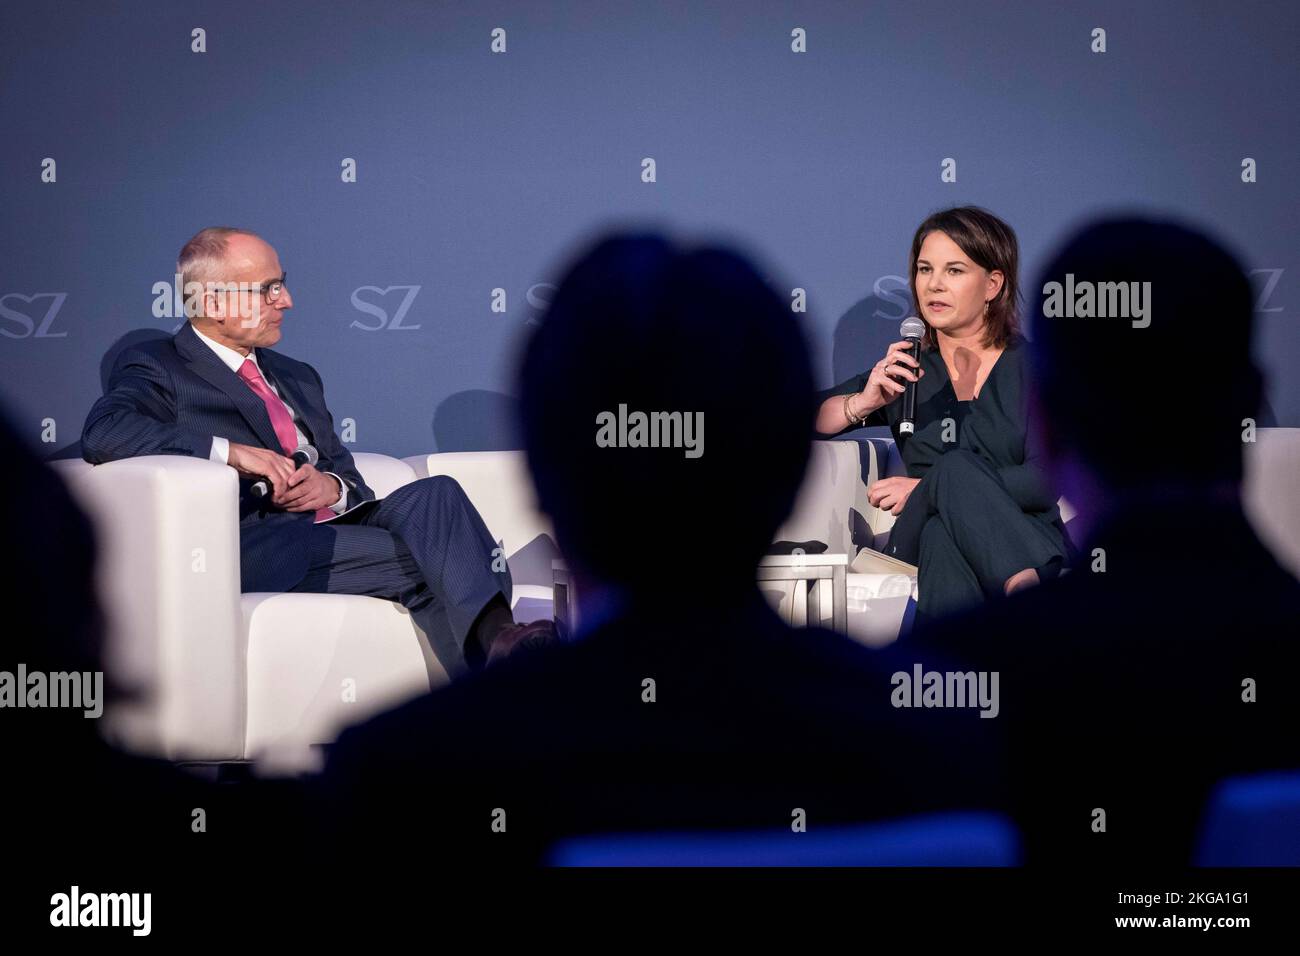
[192,325,348,513]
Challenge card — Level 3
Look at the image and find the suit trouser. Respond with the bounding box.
[889,449,1067,625]
[289,476,511,678]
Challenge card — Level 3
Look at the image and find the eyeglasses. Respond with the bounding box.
[258,273,288,304]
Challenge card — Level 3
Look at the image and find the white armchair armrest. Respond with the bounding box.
[51,455,244,760]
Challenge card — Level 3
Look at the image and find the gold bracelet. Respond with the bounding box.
[843,392,862,426]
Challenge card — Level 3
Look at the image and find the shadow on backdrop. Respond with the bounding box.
[46,328,172,461]
[430,388,520,452]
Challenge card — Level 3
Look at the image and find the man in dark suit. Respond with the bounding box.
[914,218,1300,866]
[319,234,1004,868]
[82,227,550,676]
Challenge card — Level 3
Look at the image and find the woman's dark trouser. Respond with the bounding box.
[887,449,1068,626]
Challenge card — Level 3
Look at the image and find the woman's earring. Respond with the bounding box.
[983,300,989,317]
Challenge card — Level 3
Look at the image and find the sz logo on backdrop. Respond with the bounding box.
[1250,268,1284,314]
[0,293,69,338]
[350,285,422,331]
[871,275,913,320]
[348,282,556,331]
[524,283,555,326]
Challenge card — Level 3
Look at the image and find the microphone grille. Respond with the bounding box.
[299,444,320,465]
[900,316,926,340]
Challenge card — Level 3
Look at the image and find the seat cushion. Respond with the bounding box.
[242,593,444,758]
[351,452,419,499]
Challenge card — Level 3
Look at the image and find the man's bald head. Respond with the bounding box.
[177,226,292,353]
[178,227,261,301]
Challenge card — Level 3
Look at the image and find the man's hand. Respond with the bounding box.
[275,464,343,512]
[227,442,297,499]
[867,475,921,516]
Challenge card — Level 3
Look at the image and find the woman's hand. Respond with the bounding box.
[857,340,924,415]
[867,475,921,515]
[815,340,927,434]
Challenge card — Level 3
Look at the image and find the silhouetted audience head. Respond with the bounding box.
[1030,217,1261,491]
[0,409,107,749]
[517,234,816,593]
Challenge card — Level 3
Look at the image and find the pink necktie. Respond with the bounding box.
[237,359,335,522]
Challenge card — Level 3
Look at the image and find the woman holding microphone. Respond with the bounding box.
[817,206,1074,624]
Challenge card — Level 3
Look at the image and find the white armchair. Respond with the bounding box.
[52,453,443,765]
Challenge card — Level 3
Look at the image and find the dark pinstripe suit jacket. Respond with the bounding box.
[81,322,375,592]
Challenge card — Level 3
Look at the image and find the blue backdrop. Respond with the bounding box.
[2,0,1296,459]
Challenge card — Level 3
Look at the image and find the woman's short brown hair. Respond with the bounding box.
[908,206,1021,350]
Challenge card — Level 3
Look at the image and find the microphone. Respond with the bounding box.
[250,444,319,499]
[897,316,925,436]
